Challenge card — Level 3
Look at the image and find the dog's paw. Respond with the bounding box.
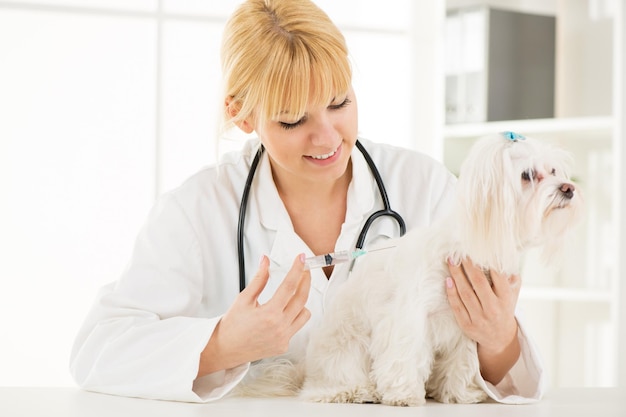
[455,386,489,404]
[381,392,426,407]
[432,384,488,404]
[301,385,381,404]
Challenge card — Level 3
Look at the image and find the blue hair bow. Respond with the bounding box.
[501,131,526,142]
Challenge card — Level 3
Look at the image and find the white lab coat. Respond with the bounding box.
[70,138,545,403]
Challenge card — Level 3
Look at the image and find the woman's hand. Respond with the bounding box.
[197,254,311,377]
[445,257,521,385]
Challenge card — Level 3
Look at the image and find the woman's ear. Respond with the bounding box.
[225,96,254,134]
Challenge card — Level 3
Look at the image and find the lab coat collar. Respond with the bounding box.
[252,151,309,268]
[254,150,292,232]
[344,141,375,233]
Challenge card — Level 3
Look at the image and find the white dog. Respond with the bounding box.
[299,132,583,406]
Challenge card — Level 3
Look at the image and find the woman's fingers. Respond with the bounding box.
[446,256,521,353]
[445,276,471,325]
[459,257,495,301]
[283,266,311,321]
[267,254,310,311]
[241,255,271,303]
[447,258,484,312]
[216,254,312,364]
[491,269,521,301]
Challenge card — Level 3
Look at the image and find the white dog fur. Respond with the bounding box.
[235,132,583,406]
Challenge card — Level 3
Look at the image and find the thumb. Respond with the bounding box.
[241,255,270,302]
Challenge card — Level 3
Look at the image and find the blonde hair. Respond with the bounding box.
[220,0,352,131]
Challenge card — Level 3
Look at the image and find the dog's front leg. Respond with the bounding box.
[369,308,432,406]
[426,332,488,404]
[300,303,379,403]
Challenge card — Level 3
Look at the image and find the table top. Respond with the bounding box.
[1,387,625,417]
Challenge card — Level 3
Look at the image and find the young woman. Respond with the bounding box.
[70,0,543,404]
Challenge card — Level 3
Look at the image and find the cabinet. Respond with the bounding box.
[436,0,625,387]
[445,6,556,123]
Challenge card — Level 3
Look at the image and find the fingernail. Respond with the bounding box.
[299,253,306,264]
[447,256,459,266]
[446,277,454,289]
[259,255,266,266]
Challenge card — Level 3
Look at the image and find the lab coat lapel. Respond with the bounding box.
[343,144,375,233]
[252,152,309,268]
[339,143,398,250]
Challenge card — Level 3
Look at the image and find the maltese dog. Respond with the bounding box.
[299,132,583,406]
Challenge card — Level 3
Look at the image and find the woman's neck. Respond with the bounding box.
[271,159,353,263]
[271,161,353,207]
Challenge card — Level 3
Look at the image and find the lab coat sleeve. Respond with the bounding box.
[476,317,546,404]
[69,193,248,402]
[430,174,457,223]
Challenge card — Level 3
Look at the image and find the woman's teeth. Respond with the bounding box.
[310,149,337,160]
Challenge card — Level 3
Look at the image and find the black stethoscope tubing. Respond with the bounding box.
[353,140,406,249]
[237,139,406,292]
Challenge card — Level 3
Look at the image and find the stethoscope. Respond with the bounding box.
[237,139,406,291]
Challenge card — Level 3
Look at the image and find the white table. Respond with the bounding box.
[1,387,624,417]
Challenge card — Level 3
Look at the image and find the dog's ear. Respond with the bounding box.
[455,135,521,271]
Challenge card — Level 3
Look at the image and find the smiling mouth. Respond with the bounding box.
[309,147,339,160]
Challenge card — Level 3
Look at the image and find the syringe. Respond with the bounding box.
[304,246,395,270]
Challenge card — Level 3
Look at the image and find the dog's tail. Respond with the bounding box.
[230,358,304,397]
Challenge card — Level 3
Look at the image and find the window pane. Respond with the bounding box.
[346,31,412,149]
[0,9,156,385]
[160,20,226,193]
[316,0,411,30]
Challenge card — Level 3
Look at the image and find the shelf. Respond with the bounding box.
[519,287,613,303]
[443,116,613,142]
[441,115,614,175]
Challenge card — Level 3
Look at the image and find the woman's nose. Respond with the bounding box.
[309,114,337,146]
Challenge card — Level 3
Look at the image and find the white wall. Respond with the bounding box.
[0,6,157,386]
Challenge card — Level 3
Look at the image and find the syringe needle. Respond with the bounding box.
[304,246,397,270]
[362,246,396,253]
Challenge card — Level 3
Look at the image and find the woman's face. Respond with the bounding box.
[252,87,358,189]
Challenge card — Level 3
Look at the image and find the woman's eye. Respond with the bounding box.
[278,97,350,130]
[328,97,351,110]
[279,119,304,130]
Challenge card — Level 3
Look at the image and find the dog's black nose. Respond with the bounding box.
[560,183,575,199]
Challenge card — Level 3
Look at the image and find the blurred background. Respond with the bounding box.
[1,0,624,390]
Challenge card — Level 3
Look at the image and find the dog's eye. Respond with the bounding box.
[550,168,556,176]
[521,170,535,181]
